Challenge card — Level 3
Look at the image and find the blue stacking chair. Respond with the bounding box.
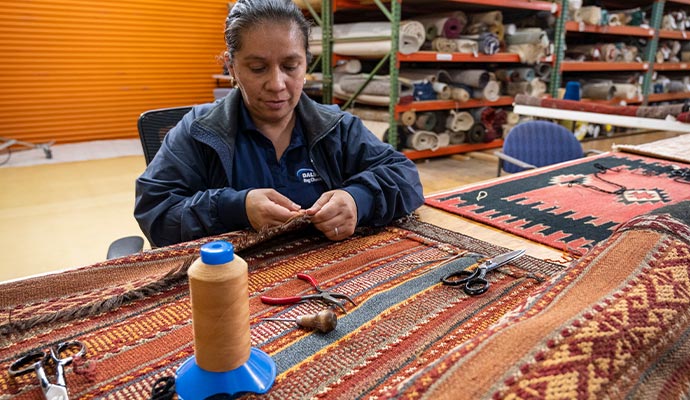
[494,120,600,176]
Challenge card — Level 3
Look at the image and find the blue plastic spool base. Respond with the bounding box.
[177,241,276,398]
[176,347,276,399]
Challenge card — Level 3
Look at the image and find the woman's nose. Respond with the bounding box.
[265,68,287,91]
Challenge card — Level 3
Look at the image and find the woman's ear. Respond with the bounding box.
[223,51,232,71]
[223,51,237,87]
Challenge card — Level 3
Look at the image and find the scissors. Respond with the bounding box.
[441,249,526,295]
[9,340,86,400]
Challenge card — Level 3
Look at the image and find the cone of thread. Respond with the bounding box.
[188,246,251,372]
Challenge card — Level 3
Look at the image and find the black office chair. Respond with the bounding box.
[138,106,194,165]
[106,106,193,259]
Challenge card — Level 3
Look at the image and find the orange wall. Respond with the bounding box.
[0,0,229,145]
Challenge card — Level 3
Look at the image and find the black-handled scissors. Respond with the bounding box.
[441,249,526,295]
[9,340,87,400]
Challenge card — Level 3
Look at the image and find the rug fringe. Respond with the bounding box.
[1,216,315,337]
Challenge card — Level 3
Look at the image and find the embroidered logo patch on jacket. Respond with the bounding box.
[297,168,323,184]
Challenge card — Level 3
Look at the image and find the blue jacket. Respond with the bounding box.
[134,91,424,247]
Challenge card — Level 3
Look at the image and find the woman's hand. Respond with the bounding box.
[246,189,303,231]
[306,190,357,241]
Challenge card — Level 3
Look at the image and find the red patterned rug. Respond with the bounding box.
[2,202,690,399]
[425,153,690,254]
[0,217,563,399]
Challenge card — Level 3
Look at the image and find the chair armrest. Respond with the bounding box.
[107,236,145,259]
[493,151,538,170]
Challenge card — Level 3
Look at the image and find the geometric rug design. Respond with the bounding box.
[0,218,562,399]
[425,153,690,254]
[3,204,690,398]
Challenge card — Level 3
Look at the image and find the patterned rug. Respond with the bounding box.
[2,202,690,399]
[614,133,690,164]
[0,217,563,399]
[425,153,690,254]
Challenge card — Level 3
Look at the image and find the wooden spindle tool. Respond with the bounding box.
[263,309,337,333]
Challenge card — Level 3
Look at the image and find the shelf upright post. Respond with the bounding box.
[373,0,400,149]
[549,0,567,98]
[642,0,665,106]
[302,1,323,76]
[321,0,334,104]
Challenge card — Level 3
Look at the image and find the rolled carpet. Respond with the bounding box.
[406,129,439,151]
[416,16,463,39]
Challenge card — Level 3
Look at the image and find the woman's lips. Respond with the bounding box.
[264,99,288,109]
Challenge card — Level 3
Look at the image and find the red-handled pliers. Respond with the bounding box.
[260,273,357,313]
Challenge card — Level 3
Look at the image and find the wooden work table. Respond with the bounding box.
[417,205,563,261]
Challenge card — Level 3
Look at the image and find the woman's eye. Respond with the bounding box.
[283,65,298,71]
[249,66,266,73]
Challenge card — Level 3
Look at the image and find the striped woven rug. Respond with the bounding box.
[2,208,690,399]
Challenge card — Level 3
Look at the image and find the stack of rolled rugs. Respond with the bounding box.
[662,10,690,34]
[349,105,519,151]
[568,3,647,27]
[309,20,427,57]
[360,105,519,151]
[565,42,641,63]
[401,107,517,151]
[327,62,549,108]
[577,79,641,101]
[565,4,646,64]
[328,59,416,107]
[567,4,690,63]
[399,65,549,103]
[308,10,550,64]
[652,75,690,96]
[417,10,550,64]
[514,93,690,123]
[657,39,690,63]
[417,10,501,56]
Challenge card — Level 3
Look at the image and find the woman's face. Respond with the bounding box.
[229,21,307,127]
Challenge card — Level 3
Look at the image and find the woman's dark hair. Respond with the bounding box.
[225,0,312,63]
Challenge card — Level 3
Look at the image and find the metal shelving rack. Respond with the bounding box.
[320,0,560,159]
[317,0,690,159]
[552,0,690,105]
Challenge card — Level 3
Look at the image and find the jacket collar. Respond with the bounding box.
[194,89,342,145]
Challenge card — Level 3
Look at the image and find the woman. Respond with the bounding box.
[134,0,424,247]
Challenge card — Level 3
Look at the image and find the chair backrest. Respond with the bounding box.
[137,106,193,165]
[501,120,585,174]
